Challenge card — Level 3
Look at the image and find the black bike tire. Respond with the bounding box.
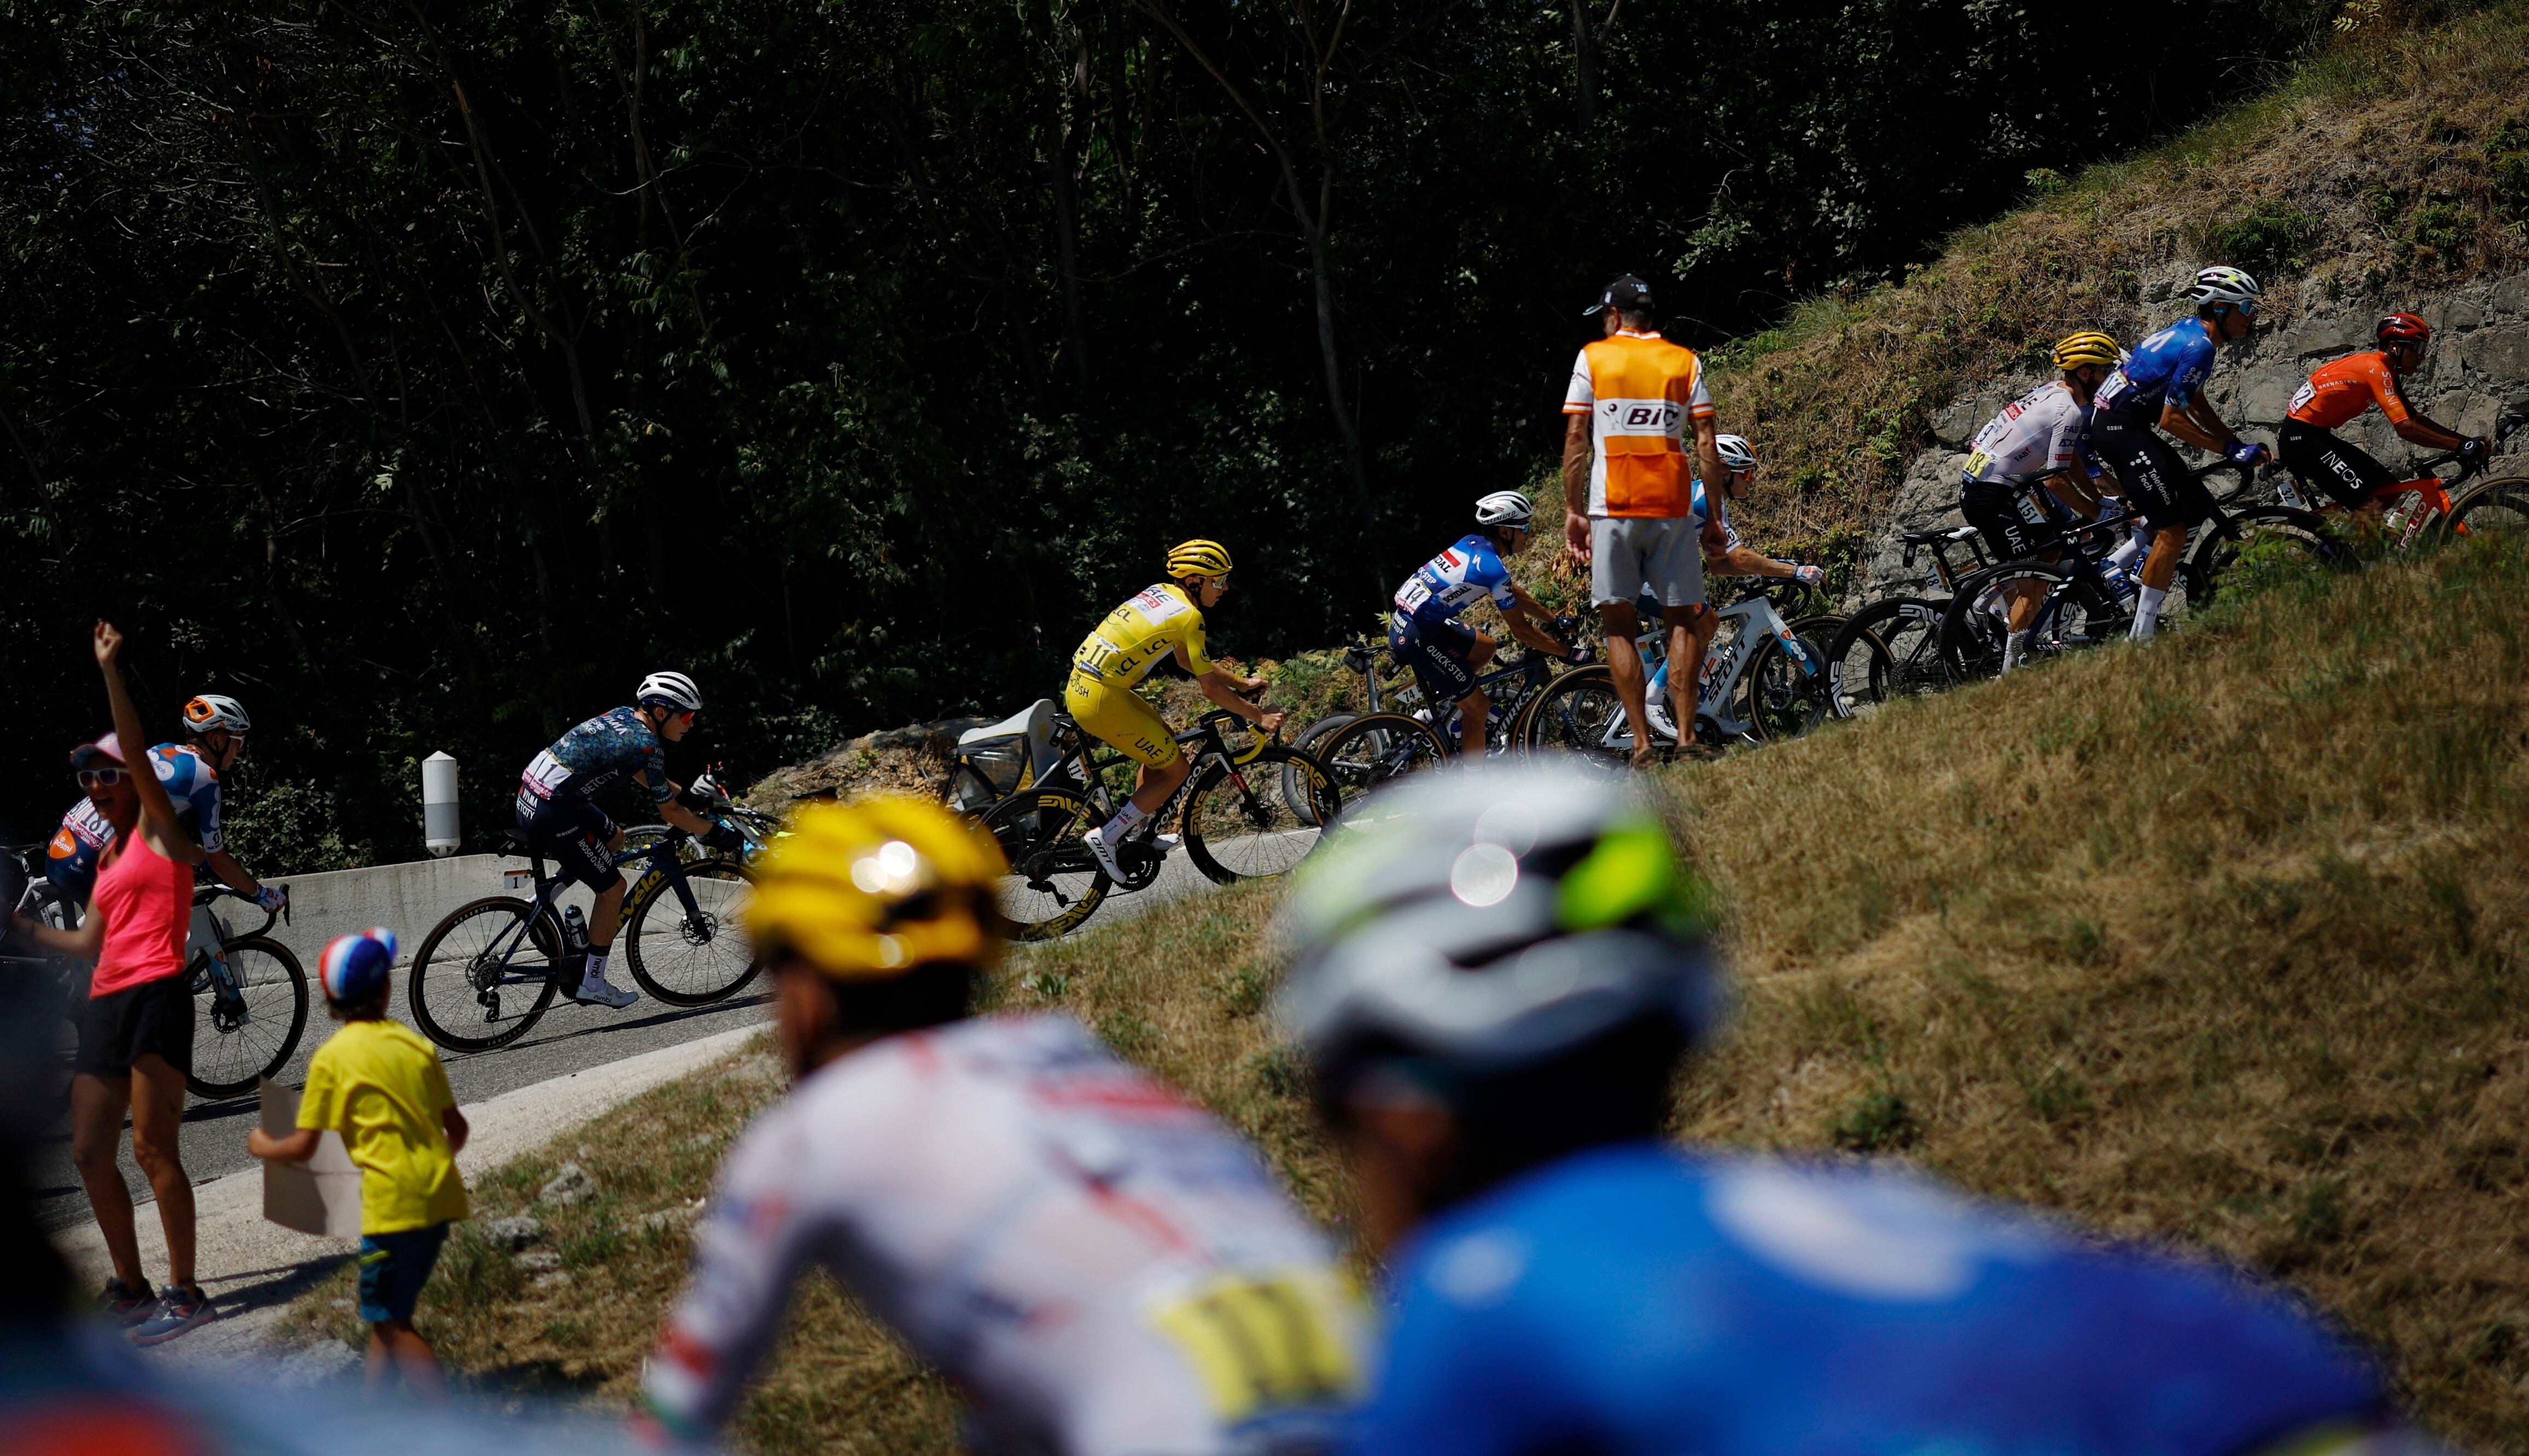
[1933,563,2092,682]
[620,858,760,1007]
[1822,599,1947,720]
[1312,711,1451,811]
[1180,746,1339,885]
[409,896,563,1052]
[2437,477,2529,545]
[2183,505,2347,609]
[1511,665,1632,765]
[1285,712,1360,826]
[184,936,308,1101]
[1740,635,1826,742]
[980,786,1111,942]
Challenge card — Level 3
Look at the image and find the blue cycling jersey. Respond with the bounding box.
[1394,534,1518,625]
[148,743,225,856]
[1351,1144,2381,1456]
[517,706,673,814]
[2094,317,2218,421]
[45,796,118,904]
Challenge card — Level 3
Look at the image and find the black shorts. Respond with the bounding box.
[2091,411,2217,534]
[2278,419,2396,510]
[1960,480,2055,563]
[75,972,193,1078]
[1389,612,1480,704]
[518,796,623,892]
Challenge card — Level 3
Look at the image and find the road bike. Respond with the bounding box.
[2269,402,2529,551]
[1517,583,1826,763]
[1824,526,1991,721]
[1,851,307,1102]
[977,706,1338,941]
[407,829,757,1052]
[1303,618,1594,812]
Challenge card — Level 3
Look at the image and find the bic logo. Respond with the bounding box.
[1601,399,1681,432]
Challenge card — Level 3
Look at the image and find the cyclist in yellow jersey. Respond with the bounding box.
[1068,540,1283,879]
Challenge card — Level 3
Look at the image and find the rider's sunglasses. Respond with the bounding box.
[78,767,125,788]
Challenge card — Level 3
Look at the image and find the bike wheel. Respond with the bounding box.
[184,937,308,1100]
[1741,635,1828,742]
[1310,712,1450,820]
[2440,478,2529,546]
[1936,564,2098,681]
[2184,507,2349,610]
[1181,746,1339,884]
[1514,666,1633,770]
[980,787,1110,941]
[1285,713,1359,826]
[409,897,563,1052]
[621,858,759,1007]
[1823,598,1948,721]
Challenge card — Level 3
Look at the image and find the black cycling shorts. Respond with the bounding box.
[1389,611,1481,704]
[75,972,193,1078]
[2091,411,2217,534]
[1959,481,2055,563]
[518,796,623,893]
[2277,419,2396,510]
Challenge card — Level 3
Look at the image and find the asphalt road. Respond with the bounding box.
[32,838,1237,1238]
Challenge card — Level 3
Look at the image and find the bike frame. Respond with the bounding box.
[1634,592,1817,745]
[474,835,695,991]
[1346,619,1580,749]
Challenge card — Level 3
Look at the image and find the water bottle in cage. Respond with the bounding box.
[562,905,590,951]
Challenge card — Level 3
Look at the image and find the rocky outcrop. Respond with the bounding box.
[1853,268,2529,603]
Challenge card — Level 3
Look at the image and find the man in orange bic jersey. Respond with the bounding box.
[2277,312,2489,518]
[1561,276,1728,767]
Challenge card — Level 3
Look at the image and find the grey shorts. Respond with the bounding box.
[1590,516,1705,609]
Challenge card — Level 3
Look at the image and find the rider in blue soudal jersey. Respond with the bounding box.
[1277,763,2414,1456]
[2089,265,2270,642]
[1389,491,1588,757]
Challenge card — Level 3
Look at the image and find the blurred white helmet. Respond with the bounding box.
[1714,435,1760,473]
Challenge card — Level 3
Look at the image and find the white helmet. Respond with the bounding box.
[1474,490,1534,529]
[637,671,703,713]
[1276,763,1726,1083]
[1714,435,1759,473]
[183,694,251,736]
[2185,266,2262,312]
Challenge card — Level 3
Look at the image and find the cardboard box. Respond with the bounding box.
[259,1078,364,1238]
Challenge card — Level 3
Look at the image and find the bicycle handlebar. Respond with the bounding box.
[196,883,285,938]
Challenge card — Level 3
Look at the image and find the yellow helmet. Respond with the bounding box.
[2051,331,2123,371]
[745,797,1007,980]
[1166,539,1234,581]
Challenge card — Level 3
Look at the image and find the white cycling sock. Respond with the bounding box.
[2130,585,2166,642]
[2002,630,2031,673]
[585,946,612,985]
[1100,800,1148,840]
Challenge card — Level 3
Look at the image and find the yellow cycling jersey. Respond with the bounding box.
[1073,582,1214,687]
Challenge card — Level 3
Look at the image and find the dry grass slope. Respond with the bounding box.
[305,541,2529,1452]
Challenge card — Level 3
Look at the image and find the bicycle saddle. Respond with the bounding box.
[1898,526,1980,546]
[494,829,533,857]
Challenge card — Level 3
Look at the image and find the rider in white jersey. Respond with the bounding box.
[1959,332,2129,672]
[642,798,1366,1455]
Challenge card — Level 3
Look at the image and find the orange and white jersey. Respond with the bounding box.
[1563,330,1716,518]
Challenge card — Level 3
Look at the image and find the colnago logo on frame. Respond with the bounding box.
[1600,397,1682,434]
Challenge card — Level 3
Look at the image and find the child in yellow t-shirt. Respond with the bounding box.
[248,927,470,1393]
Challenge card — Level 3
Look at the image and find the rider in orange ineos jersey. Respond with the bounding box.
[2279,313,2490,524]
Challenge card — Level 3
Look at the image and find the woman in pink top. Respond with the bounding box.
[13,622,213,1343]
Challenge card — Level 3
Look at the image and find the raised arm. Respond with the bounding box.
[93,622,199,859]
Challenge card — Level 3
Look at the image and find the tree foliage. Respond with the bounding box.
[1,0,2320,863]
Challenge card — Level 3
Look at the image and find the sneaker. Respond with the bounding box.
[130,1284,213,1346]
[1082,824,1126,880]
[99,1277,155,1326]
[571,973,638,1009]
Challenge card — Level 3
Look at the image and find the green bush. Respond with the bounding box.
[1829,1091,1919,1153]
[2203,201,2323,275]
[2406,200,2475,255]
[2486,118,2529,221]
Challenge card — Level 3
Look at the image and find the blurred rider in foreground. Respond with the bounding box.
[642,796,1365,1454]
[1278,762,2413,1456]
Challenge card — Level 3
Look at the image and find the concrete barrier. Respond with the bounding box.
[230,852,607,969]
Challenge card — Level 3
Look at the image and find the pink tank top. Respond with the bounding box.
[89,835,193,998]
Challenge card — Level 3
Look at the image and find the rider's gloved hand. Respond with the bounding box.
[1794,564,1826,587]
[2225,441,2271,469]
[2460,435,2491,462]
[1567,644,1596,666]
[253,885,287,913]
[702,820,744,854]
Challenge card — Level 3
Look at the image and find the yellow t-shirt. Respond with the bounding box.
[298,1019,470,1234]
[1071,582,1214,687]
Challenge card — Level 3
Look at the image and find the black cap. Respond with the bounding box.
[1584,276,1654,317]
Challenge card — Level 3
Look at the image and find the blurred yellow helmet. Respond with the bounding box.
[2051,331,2123,371]
[746,797,1007,980]
[1166,539,1234,581]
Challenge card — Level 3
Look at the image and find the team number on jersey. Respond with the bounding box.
[1149,1268,1362,1424]
[1395,577,1435,613]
